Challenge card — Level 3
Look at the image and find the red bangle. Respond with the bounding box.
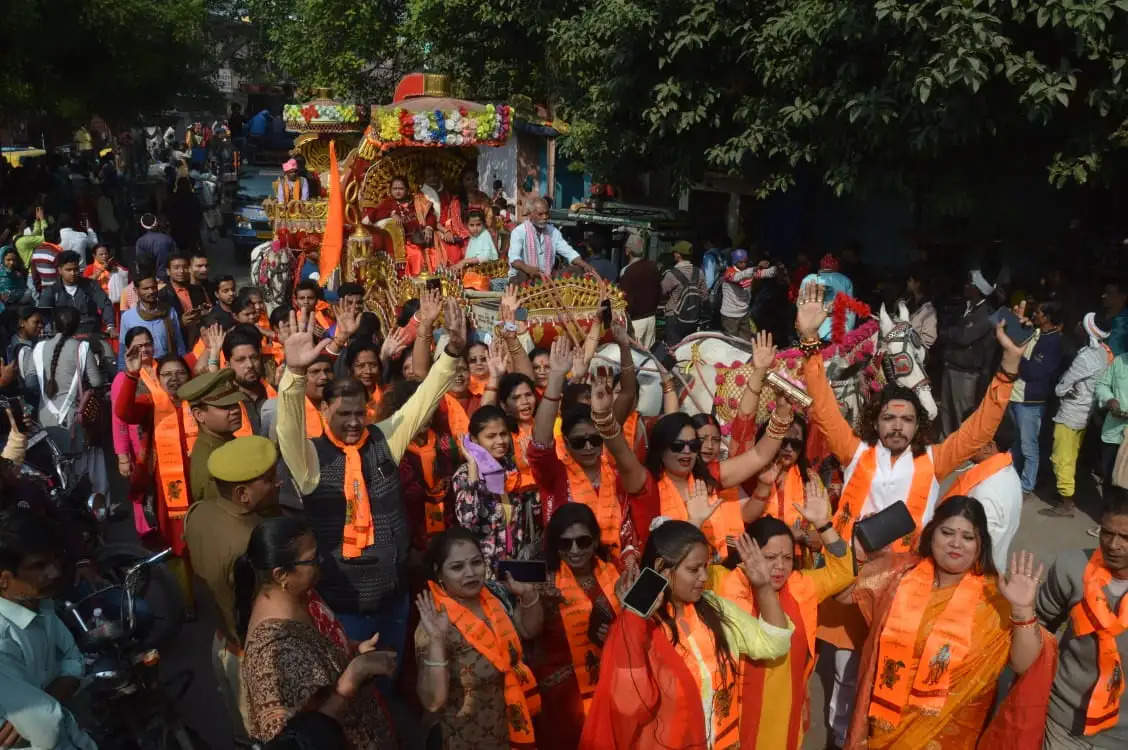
[541,393,561,403]
[1010,615,1037,628]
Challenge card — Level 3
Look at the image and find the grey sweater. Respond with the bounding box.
[1037,548,1128,747]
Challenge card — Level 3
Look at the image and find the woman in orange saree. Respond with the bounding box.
[846,495,1058,749]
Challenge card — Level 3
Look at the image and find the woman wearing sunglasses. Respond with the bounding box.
[528,338,639,561]
[236,517,396,747]
[533,503,635,750]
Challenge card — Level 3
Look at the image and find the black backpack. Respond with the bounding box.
[669,267,705,328]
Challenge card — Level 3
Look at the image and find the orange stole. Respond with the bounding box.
[428,581,540,747]
[835,446,933,552]
[1069,547,1128,735]
[942,451,1013,501]
[555,560,621,712]
[505,422,536,493]
[560,451,621,556]
[304,397,323,439]
[365,386,383,424]
[238,382,275,436]
[869,558,985,726]
[405,430,446,536]
[140,368,195,518]
[674,604,741,748]
[658,473,744,555]
[322,417,374,558]
[724,568,820,750]
[444,393,470,437]
[313,301,334,333]
[468,375,487,397]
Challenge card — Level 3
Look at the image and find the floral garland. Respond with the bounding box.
[369,103,512,149]
[831,294,871,343]
[283,103,364,124]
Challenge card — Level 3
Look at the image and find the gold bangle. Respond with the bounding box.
[598,425,622,441]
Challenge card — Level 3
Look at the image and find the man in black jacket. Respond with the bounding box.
[39,251,114,337]
[940,268,999,437]
[157,253,210,347]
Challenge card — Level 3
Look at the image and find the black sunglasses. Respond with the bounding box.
[669,438,703,454]
[557,535,595,552]
[781,437,804,451]
[292,552,324,567]
[568,434,604,450]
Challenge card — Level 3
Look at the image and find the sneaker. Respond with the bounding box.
[1039,505,1075,518]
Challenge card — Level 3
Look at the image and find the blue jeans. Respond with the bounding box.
[334,590,409,693]
[1008,402,1045,492]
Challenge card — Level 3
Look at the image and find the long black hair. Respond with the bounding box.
[858,385,933,458]
[645,413,717,490]
[232,517,314,643]
[641,520,736,687]
[544,502,609,572]
[45,306,80,398]
[918,495,997,577]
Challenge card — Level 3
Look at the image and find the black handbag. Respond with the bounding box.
[853,500,916,554]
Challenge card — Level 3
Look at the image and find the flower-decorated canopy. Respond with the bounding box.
[283,88,368,134]
[361,73,512,153]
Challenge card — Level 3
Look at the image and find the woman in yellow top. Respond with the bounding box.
[581,518,794,750]
[717,478,855,749]
[846,496,1056,749]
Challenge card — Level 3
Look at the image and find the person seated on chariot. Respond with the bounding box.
[275,158,309,203]
[362,174,441,276]
[451,210,497,271]
[458,165,499,244]
[508,197,596,282]
[421,164,466,266]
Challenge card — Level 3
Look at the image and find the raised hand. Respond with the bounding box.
[415,591,451,641]
[444,298,467,356]
[686,479,723,528]
[202,322,226,355]
[590,370,615,414]
[614,563,640,602]
[734,533,772,589]
[756,459,783,488]
[795,283,828,340]
[548,337,573,378]
[570,345,588,381]
[610,312,632,347]
[356,632,381,654]
[998,550,1045,613]
[793,469,831,528]
[751,330,776,370]
[418,287,442,327]
[123,341,147,374]
[332,303,360,342]
[500,285,520,326]
[486,338,509,380]
[380,327,409,362]
[284,309,332,374]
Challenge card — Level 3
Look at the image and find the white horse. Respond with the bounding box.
[877,301,937,420]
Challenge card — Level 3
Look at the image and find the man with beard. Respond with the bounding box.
[1038,492,1128,748]
[118,266,187,367]
[507,197,595,282]
[261,354,334,511]
[222,324,272,436]
[158,253,209,346]
[796,283,1025,749]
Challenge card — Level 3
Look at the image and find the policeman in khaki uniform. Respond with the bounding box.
[183,435,281,743]
[178,369,248,504]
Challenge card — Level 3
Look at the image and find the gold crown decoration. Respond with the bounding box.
[474,257,511,280]
[357,148,475,209]
[263,197,330,233]
[291,133,361,174]
[511,277,627,348]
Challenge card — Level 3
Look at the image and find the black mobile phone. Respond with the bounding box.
[621,567,669,618]
[496,559,548,584]
[600,299,612,327]
[988,307,1034,346]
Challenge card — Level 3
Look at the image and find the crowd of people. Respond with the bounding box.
[0,174,1127,750]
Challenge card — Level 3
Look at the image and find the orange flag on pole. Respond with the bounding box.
[319,139,343,285]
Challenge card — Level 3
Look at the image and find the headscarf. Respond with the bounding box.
[969,269,995,296]
[1083,311,1110,349]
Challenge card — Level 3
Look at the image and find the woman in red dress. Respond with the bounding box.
[365,175,439,275]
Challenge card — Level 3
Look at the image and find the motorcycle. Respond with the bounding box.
[65,549,208,750]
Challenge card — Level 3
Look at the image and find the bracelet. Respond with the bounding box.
[1009,613,1037,626]
[598,425,622,441]
[422,657,450,668]
[661,380,676,394]
[519,592,541,609]
[207,358,220,367]
[816,521,833,534]
[541,393,561,403]
[797,337,822,356]
[997,367,1019,383]
[326,343,342,357]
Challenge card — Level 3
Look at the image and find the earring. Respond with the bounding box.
[281,580,289,592]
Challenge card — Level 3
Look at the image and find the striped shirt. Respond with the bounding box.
[30,242,61,292]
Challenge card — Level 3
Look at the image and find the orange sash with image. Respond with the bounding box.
[769,464,806,531]
[869,558,985,726]
[428,580,540,747]
[505,422,537,493]
[140,368,196,519]
[1069,547,1128,734]
[322,419,373,559]
[560,451,622,556]
[674,604,741,747]
[556,559,621,713]
[835,446,932,552]
[658,473,744,555]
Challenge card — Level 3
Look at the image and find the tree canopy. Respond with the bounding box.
[0,0,220,129]
[240,0,1128,198]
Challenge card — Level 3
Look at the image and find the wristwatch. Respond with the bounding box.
[816,521,833,534]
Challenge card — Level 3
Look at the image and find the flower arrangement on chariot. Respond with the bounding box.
[370,103,512,147]
[283,102,364,124]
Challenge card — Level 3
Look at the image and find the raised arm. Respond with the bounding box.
[498,286,534,379]
[533,338,571,446]
[795,284,862,463]
[591,370,649,494]
[411,288,442,380]
[999,550,1047,675]
[737,331,776,420]
[717,400,791,488]
[609,314,637,424]
[277,311,332,495]
[932,322,1022,476]
[479,338,508,407]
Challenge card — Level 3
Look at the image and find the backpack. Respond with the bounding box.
[669,267,705,328]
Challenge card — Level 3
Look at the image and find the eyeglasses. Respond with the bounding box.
[669,438,703,454]
[781,437,804,451]
[568,434,604,450]
[292,552,324,568]
[557,535,594,552]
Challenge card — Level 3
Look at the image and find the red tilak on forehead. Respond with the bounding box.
[883,400,914,416]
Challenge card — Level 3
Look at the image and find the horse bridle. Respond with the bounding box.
[881,321,931,394]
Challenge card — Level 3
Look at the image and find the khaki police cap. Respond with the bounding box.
[207,435,278,483]
[177,369,247,407]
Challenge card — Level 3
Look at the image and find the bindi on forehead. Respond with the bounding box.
[882,400,916,417]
